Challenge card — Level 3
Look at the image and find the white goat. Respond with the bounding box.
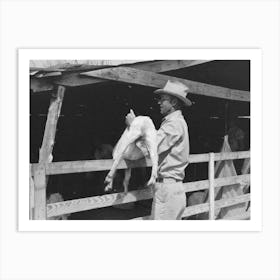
[104,112,158,193]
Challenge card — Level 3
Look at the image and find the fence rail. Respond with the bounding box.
[30,151,251,220]
[31,151,250,176]
[46,174,250,218]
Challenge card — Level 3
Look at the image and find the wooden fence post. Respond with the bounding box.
[33,164,47,220]
[29,165,35,219]
[32,85,65,220]
[208,153,215,220]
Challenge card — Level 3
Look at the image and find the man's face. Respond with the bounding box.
[157,94,174,116]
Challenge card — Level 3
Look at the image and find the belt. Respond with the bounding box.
[156,178,182,183]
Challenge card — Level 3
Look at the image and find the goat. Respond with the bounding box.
[104,112,158,193]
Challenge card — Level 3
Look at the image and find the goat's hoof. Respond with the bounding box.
[104,184,113,192]
[147,178,156,186]
[104,175,112,185]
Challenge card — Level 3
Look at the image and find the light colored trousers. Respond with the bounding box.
[150,181,186,220]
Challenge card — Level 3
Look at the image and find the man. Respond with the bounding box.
[126,80,191,220]
[227,116,245,174]
[228,117,245,152]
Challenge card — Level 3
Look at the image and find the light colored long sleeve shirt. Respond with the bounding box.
[157,110,190,181]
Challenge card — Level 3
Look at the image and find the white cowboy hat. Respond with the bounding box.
[154,80,192,107]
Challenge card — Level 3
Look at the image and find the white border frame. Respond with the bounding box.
[2,0,279,279]
[19,49,262,232]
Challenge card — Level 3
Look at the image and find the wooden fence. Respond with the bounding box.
[29,151,250,220]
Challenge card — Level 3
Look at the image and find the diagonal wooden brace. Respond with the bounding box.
[81,67,250,102]
[32,85,65,220]
[39,85,65,163]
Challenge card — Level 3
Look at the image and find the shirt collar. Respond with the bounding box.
[163,110,183,122]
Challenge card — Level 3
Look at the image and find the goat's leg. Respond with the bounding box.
[104,155,124,192]
[104,130,140,192]
[104,177,114,192]
[123,168,131,193]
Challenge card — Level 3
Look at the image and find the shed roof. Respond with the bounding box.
[30,60,250,102]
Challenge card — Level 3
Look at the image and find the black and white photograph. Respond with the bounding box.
[1,1,279,279]
[28,58,251,222]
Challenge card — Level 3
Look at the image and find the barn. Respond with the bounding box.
[29,59,250,220]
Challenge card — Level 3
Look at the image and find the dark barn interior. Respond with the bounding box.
[30,60,250,219]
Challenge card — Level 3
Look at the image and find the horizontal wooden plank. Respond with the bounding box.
[53,60,212,87]
[215,174,250,188]
[188,151,249,164]
[189,153,209,163]
[31,151,250,176]
[184,179,209,192]
[184,174,250,193]
[44,158,151,175]
[47,187,250,218]
[54,73,101,87]
[82,67,250,102]
[47,187,153,218]
[133,210,251,220]
[214,151,250,161]
[219,211,250,220]
[132,60,211,72]
[182,194,250,218]
[36,72,62,78]
[215,193,251,209]
[46,174,249,217]
[183,203,210,217]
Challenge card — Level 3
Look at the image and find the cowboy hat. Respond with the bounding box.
[154,80,192,107]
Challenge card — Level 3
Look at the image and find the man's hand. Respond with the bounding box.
[125,109,136,127]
